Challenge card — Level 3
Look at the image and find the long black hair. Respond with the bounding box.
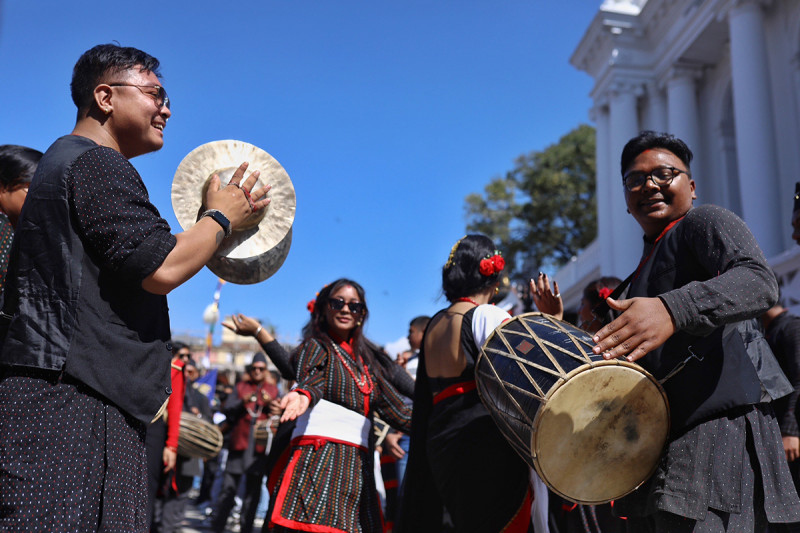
[0,145,42,189]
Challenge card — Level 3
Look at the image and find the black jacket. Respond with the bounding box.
[0,135,172,423]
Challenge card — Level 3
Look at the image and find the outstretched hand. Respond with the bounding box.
[280,391,310,423]
[530,273,563,320]
[591,296,676,362]
[222,313,260,336]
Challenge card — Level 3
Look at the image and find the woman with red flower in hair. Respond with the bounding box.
[397,234,549,533]
[577,276,623,334]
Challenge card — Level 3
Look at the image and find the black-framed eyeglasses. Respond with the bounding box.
[623,165,688,192]
[328,298,366,314]
[109,83,170,110]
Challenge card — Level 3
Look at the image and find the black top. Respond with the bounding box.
[766,310,800,437]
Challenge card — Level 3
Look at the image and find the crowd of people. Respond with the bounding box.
[2,42,800,533]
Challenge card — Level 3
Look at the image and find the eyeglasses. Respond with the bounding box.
[109,83,170,110]
[623,166,688,192]
[328,298,366,314]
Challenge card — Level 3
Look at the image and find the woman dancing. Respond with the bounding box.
[265,278,412,532]
[398,234,547,533]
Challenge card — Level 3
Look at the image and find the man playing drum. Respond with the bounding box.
[592,131,800,531]
[0,44,270,531]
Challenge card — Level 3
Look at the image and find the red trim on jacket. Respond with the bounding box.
[501,486,532,533]
[432,380,476,405]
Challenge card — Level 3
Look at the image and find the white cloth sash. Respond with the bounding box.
[291,398,371,448]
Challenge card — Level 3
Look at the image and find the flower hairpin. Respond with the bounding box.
[479,251,505,277]
[598,287,613,300]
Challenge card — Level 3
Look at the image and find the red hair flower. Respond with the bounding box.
[307,299,316,313]
[479,251,505,276]
[479,258,495,276]
[492,254,505,272]
[598,287,613,300]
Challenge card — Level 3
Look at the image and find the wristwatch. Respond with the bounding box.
[200,209,231,237]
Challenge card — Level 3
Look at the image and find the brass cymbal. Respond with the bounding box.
[171,140,296,284]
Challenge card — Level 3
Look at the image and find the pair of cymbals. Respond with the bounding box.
[171,140,296,284]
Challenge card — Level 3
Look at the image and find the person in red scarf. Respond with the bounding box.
[210,352,278,533]
[267,278,412,533]
[145,342,186,529]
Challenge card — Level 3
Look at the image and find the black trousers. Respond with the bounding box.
[211,450,267,533]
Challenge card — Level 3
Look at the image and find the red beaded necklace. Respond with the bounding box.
[333,346,374,396]
[457,297,480,306]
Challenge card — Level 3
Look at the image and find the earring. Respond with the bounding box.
[494,287,499,295]
[103,107,112,115]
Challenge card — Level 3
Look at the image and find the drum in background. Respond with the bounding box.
[178,412,223,460]
[254,416,280,449]
[476,312,669,504]
[373,417,391,448]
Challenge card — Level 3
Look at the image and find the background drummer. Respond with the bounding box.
[0,43,271,531]
[592,131,800,531]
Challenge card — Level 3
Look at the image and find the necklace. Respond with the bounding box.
[457,297,480,306]
[333,347,374,396]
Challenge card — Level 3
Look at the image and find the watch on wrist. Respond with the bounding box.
[200,209,232,237]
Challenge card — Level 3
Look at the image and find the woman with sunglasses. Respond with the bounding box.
[262,278,411,533]
[398,234,548,533]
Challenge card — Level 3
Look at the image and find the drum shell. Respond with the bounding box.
[476,312,670,504]
[177,412,223,460]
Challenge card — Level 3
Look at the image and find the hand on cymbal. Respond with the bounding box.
[205,161,272,230]
[591,296,676,362]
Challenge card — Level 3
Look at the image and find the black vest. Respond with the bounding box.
[0,135,171,423]
[630,214,791,432]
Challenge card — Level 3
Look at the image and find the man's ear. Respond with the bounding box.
[93,84,114,115]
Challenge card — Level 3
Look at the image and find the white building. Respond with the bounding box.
[556,0,800,314]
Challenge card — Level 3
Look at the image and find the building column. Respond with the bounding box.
[607,81,645,276]
[590,103,614,275]
[728,0,782,256]
[666,64,704,196]
[643,81,667,132]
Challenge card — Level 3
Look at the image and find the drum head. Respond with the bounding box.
[532,361,669,504]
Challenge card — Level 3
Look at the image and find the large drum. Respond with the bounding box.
[476,312,669,504]
[177,412,223,460]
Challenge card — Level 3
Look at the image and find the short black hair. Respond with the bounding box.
[70,44,162,111]
[442,234,504,302]
[410,315,430,330]
[170,341,189,355]
[0,145,42,188]
[620,131,693,177]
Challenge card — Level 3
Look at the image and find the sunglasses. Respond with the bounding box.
[109,83,170,109]
[327,298,366,315]
[251,365,267,372]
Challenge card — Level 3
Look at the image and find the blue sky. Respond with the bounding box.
[0,1,598,347]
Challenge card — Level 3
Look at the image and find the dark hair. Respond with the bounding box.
[0,145,42,188]
[70,44,162,111]
[410,315,430,330]
[442,234,503,302]
[620,131,693,177]
[302,278,375,368]
[170,341,189,355]
[583,276,623,311]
